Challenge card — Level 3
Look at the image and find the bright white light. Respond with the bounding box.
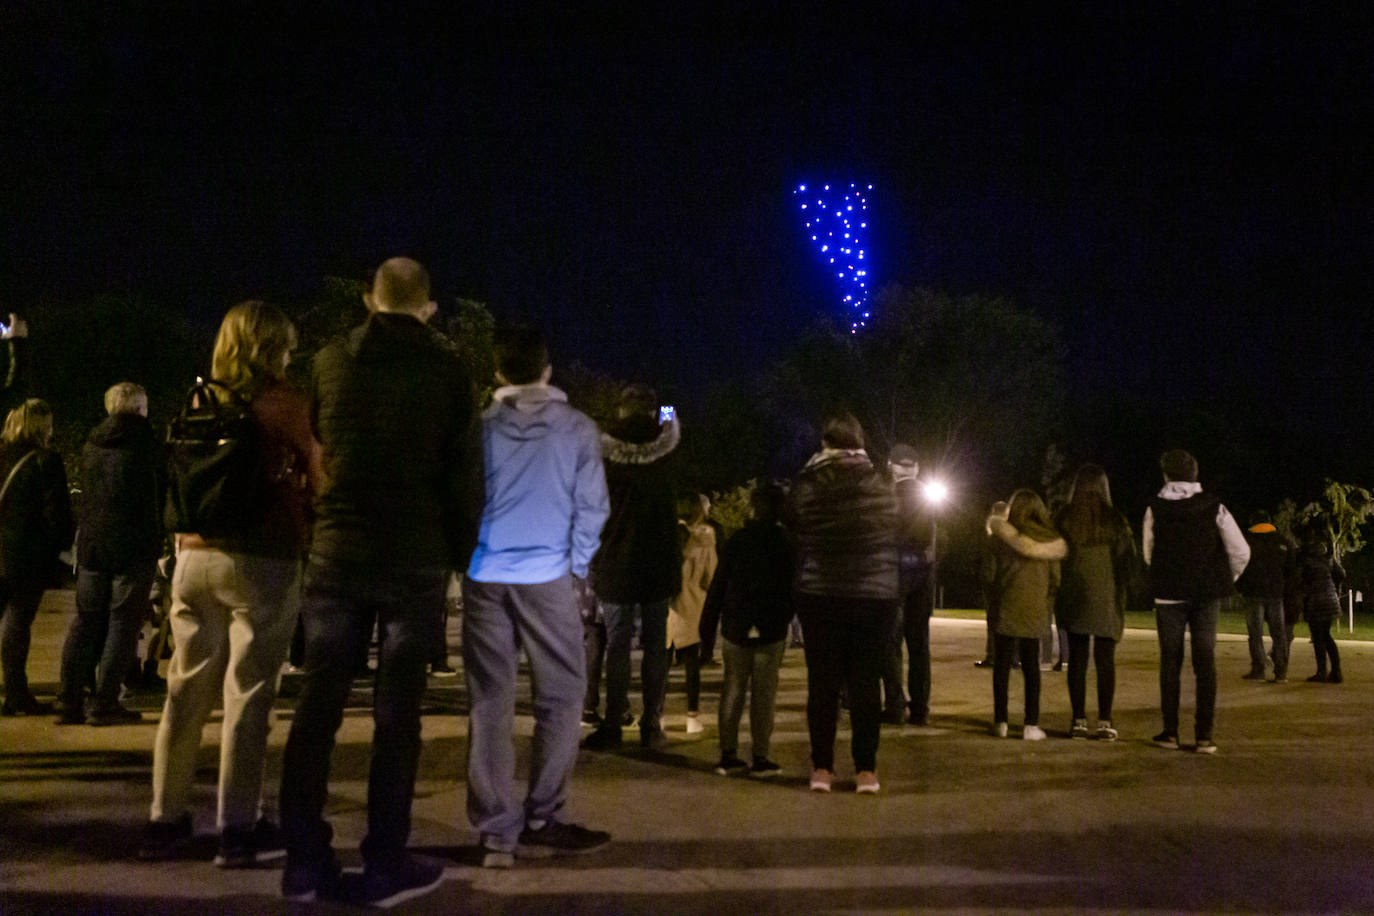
[922,480,949,505]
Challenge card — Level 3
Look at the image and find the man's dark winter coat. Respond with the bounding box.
[76,412,162,572]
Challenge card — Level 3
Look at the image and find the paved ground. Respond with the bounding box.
[3,590,1374,914]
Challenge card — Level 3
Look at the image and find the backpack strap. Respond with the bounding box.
[0,448,38,512]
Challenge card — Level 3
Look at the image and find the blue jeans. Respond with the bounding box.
[280,559,447,869]
[718,637,785,760]
[1244,596,1287,677]
[60,563,156,711]
[1156,600,1219,741]
[461,575,585,852]
[602,599,670,737]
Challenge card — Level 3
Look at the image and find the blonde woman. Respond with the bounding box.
[141,301,323,868]
[0,399,74,715]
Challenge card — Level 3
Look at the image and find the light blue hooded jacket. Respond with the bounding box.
[466,384,610,584]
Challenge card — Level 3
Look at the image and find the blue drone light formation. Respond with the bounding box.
[793,181,873,332]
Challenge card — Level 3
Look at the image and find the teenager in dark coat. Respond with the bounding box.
[1296,532,1343,683]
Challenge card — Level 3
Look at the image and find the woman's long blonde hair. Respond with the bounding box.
[2,398,54,448]
[210,300,297,398]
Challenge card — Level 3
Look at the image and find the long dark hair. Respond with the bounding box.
[1058,464,1120,546]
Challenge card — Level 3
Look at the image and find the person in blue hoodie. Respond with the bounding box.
[463,325,612,867]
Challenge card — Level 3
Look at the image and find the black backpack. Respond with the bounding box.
[164,378,267,536]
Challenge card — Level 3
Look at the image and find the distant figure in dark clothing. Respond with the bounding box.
[0,398,74,716]
[887,443,934,726]
[55,382,162,726]
[1235,510,1293,682]
[1054,465,1137,741]
[280,258,484,906]
[788,412,898,794]
[705,482,795,777]
[1142,449,1249,754]
[582,384,682,753]
[1296,531,1343,684]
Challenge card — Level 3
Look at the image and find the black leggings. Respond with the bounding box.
[992,635,1041,726]
[1066,633,1116,721]
[1309,618,1341,676]
[672,644,701,712]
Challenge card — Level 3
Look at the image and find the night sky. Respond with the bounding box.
[4,3,1373,489]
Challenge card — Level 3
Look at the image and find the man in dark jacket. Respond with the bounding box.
[280,258,484,906]
[54,383,161,725]
[1142,449,1249,754]
[582,384,681,752]
[1235,509,1293,682]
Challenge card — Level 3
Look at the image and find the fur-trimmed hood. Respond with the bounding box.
[990,516,1067,561]
[601,416,680,466]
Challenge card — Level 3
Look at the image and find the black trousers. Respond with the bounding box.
[1066,633,1116,721]
[1309,617,1341,676]
[797,594,891,772]
[992,635,1041,726]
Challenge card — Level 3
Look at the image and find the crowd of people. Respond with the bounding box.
[0,260,1354,905]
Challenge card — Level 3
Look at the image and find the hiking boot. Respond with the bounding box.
[354,853,445,907]
[138,812,193,861]
[1152,732,1180,750]
[87,704,144,727]
[516,820,611,858]
[1,695,52,716]
[809,769,833,792]
[53,696,86,725]
[1023,725,1046,741]
[1095,721,1118,741]
[581,725,622,750]
[749,758,781,778]
[215,817,286,868]
[855,771,880,794]
[714,754,749,776]
[1195,739,1218,755]
[1070,718,1090,739]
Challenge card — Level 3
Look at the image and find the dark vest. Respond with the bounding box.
[1149,493,1233,602]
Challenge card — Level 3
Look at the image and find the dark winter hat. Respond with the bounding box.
[888,443,918,468]
[1160,449,1198,483]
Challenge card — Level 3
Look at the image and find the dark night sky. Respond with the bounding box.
[4,3,1374,488]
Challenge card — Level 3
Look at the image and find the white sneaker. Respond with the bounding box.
[1023,725,1046,741]
[685,714,703,735]
[992,722,1008,738]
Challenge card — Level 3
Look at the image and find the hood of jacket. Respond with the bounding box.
[602,415,679,465]
[347,311,453,365]
[87,411,155,450]
[485,384,572,442]
[990,516,1068,560]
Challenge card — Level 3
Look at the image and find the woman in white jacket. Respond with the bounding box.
[667,493,717,734]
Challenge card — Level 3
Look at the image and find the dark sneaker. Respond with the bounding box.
[714,754,749,776]
[355,854,446,908]
[907,711,929,727]
[138,812,194,861]
[281,853,343,903]
[516,821,611,858]
[1241,669,1266,680]
[429,661,458,679]
[1152,732,1179,750]
[87,704,144,727]
[749,758,782,778]
[581,709,603,726]
[881,707,905,725]
[1070,718,1090,739]
[215,817,286,868]
[1329,671,1343,684]
[581,725,622,750]
[640,728,668,752]
[1195,739,1218,755]
[1,695,53,716]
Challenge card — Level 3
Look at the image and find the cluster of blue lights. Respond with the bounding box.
[794,182,872,332]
